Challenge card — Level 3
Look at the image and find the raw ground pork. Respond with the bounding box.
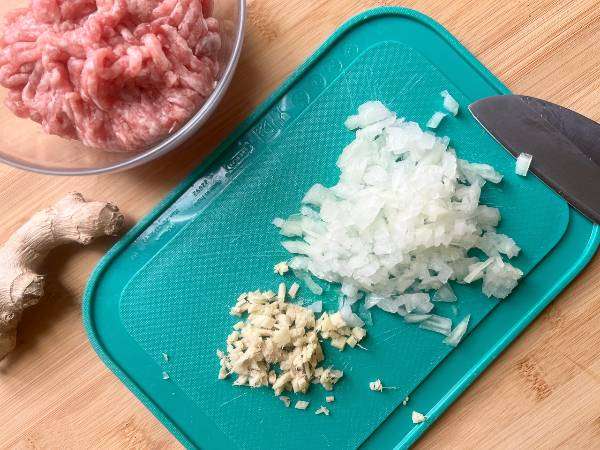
[0,0,221,151]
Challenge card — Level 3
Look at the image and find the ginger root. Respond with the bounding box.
[0,192,124,361]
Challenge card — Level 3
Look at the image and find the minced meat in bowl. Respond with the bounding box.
[0,0,245,174]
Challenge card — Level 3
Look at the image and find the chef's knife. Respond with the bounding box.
[469,95,600,223]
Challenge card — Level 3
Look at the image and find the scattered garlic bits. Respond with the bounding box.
[274,101,522,305]
[369,379,383,392]
[288,282,300,298]
[515,153,533,176]
[295,400,310,410]
[402,396,409,406]
[313,366,344,391]
[218,289,352,397]
[317,312,367,351]
[315,406,330,416]
[277,282,286,301]
[412,411,427,424]
[274,261,289,275]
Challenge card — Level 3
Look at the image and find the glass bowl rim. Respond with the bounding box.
[0,0,247,176]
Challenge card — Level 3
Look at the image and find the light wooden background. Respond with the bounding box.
[0,0,599,448]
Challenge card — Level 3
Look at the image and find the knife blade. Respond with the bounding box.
[469,94,600,223]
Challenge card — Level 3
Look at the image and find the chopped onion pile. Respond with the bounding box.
[274,101,523,321]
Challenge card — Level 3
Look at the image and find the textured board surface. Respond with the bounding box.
[121,42,567,450]
[83,8,598,450]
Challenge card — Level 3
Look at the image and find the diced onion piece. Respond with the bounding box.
[375,296,402,313]
[282,240,310,255]
[288,256,310,271]
[404,313,432,323]
[432,284,457,302]
[302,184,335,207]
[339,298,365,328]
[515,153,533,176]
[293,269,323,295]
[306,300,323,313]
[458,160,503,184]
[426,111,447,129]
[277,101,523,315]
[400,293,434,314]
[464,258,494,283]
[478,231,520,259]
[300,205,320,219]
[482,257,523,299]
[365,293,384,310]
[341,282,361,301]
[278,215,303,237]
[356,116,397,140]
[356,302,373,326]
[443,314,471,347]
[440,90,459,116]
[344,101,395,130]
[419,315,452,335]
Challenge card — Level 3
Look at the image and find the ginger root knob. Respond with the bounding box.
[0,192,124,361]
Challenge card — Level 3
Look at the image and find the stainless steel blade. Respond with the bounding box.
[469,95,600,223]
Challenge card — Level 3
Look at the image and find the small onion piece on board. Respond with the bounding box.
[443,314,471,347]
[440,90,459,115]
[426,111,447,129]
[432,284,457,302]
[515,153,533,176]
[419,315,453,336]
[306,301,323,313]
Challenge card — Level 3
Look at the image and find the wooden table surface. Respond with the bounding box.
[0,0,599,448]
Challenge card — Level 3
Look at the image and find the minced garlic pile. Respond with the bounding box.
[217,287,366,398]
[218,288,365,397]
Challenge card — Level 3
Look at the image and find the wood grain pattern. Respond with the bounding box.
[0,1,599,448]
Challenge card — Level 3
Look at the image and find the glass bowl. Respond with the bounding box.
[0,0,246,175]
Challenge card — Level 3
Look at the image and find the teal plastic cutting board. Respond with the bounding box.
[83,8,599,449]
